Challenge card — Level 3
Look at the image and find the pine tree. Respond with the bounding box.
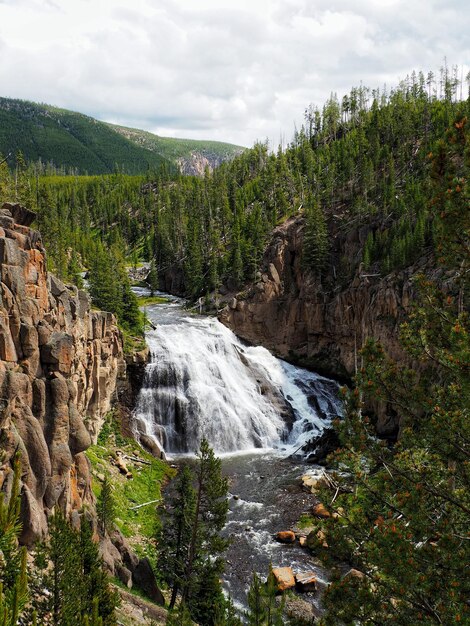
[182,440,229,624]
[158,465,196,610]
[245,566,285,626]
[159,441,229,625]
[147,258,159,296]
[316,115,470,626]
[165,603,193,626]
[97,475,116,535]
[35,513,118,625]
[264,567,284,626]
[246,572,267,626]
[0,457,28,625]
[303,195,329,273]
[79,518,119,626]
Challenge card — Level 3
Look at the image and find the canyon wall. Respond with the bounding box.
[220,215,428,436]
[0,203,124,544]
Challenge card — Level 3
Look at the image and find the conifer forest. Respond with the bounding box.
[0,4,469,623]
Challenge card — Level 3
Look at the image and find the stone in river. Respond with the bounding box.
[275,530,296,543]
[312,502,331,518]
[272,567,295,592]
[295,571,317,592]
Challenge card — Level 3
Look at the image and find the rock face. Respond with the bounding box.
[220,215,428,436]
[177,149,243,177]
[0,203,124,545]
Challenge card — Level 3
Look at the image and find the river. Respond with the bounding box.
[132,291,342,612]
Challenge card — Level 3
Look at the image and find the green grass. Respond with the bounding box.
[86,413,175,557]
[137,295,169,306]
[297,513,316,530]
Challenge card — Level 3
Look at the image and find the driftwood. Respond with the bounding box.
[129,499,160,511]
[123,454,151,465]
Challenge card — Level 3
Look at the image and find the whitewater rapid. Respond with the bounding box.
[133,295,341,458]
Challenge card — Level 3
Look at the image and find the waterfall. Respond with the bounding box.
[133,299,342,456]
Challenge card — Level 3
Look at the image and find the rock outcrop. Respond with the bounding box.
[176,149,244,177]
[220,215,431,436]
[0,203,124,545]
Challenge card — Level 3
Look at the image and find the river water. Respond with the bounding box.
[133,291,341,611]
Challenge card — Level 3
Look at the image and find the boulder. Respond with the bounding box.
[301,471,329,494]
[344,568,365,581]
[276,530,296,544]
[111,530,140,571]
[295,571,317,593]
[306,529,329,550]
[133,558,165,606]
[99,537,122,575]
[282,595,319,623]
[116,564,133,589]
[272,567,295,592]
[312,503,331,519]
[302,428,341,464]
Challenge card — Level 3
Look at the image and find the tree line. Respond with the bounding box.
[1,69,469,311]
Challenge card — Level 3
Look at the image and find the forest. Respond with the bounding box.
[0,67,469,625]
[1,70,468,311]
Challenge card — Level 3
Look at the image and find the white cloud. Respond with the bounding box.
[0,0,468,147]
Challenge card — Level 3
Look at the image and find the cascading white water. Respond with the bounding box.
[133,296,342,456]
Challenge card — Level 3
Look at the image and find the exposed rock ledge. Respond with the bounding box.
[220,215,431,436]
[0,203,125,545]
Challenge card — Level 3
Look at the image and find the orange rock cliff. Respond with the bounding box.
[0,202,124,544]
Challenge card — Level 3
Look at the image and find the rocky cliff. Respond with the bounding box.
[176,150,238,176]
[0,203,124,544]
[220,215,430,436]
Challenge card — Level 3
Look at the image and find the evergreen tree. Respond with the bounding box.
[79,518,119,626]
[158,465,196,610]
[246,572,267,626]
[88,242,122,319]
[165,603,193,626]
[147,258,159,296]
[35,513,118,625]
[245,567,284,626]
[0,457,28,625]
[159,440,229,625]
[303,195,329,273]
[182,440,229,624]
[97,475,116,535]
[316,116,470,626]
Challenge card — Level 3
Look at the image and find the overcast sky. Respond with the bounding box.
[0,0,468,147]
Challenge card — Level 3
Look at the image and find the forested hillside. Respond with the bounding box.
[110,124,244,175]
[1,71,467,303]
[0,97,243,176]
[0,69,469,625]
[0,71,466,372]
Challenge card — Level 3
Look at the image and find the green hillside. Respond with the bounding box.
[0,97,243,175]
[109,123,244,170]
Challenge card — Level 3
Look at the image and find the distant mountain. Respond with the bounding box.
[0,97,244,175]
[109,124,245,176]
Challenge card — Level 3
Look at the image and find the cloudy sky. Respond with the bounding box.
[0,0,468,147]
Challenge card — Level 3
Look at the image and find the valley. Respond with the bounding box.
[0,71,468,625]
